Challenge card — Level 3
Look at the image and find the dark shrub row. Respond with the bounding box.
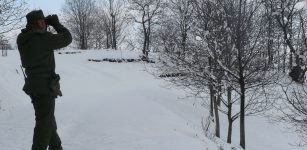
[58,51,82,55]
[88,58,155,63]
[159,73,186,78]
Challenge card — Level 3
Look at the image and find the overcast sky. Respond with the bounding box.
[27,0,65,14]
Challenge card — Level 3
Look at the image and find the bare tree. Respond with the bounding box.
[262,0,284,70]
[156,0,221,140]
[98,0,127,50]
[62,0,97,49]
[0,35,12,57]
[94,8,112,49]
[272,0,301,68]
[266,0,307,81]
[0,0,26,56]
[92,10,106,49]
[0,0,27,34]
[128,0,163,61]
[157,0,194,57]
[196,1,277,148]
[278,82,307,145]
[157,0,278,149]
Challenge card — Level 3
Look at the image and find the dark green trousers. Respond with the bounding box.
[30,94,63,150]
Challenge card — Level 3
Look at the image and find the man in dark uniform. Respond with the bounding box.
[17,10,72,150]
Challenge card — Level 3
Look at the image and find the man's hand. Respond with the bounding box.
[45,15,60,26]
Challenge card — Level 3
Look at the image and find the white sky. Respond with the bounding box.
[26,0,65,14]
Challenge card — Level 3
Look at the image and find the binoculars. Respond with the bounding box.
[44,17,51,25]
[44,15,58,26]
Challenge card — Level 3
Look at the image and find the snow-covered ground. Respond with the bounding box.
[0,49,306,150]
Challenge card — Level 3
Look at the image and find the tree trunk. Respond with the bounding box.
[145,18,151,60]
[145,33,150,60]
[239,78,246,149]
[217,84,222,106]
[81,36,86,49]
[237,0,246,147]
[227,119,233,144]
[209,57,214,117]
[181,22,188,58]
[213,94,220,138]
[142,20,148,60]
[267,6,273,67]
[209,85,214,117]
[111,14,117,50]
[283,43,287,73]
[106,30,111,49]
[290,51,293,68]
[210,55,220,138]
[227,87,233,143]
[2,49,7,57]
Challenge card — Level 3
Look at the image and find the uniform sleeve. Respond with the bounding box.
[45,24,72,50]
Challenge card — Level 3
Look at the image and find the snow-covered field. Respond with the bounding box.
[0,50,306,150]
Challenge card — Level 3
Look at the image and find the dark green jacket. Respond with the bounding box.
[17,24,72,95]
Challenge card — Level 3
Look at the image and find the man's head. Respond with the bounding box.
[26,10,46,30]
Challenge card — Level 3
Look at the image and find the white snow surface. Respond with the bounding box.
[0,49,306,150]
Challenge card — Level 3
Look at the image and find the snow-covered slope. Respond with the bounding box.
[0,50,305,150]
